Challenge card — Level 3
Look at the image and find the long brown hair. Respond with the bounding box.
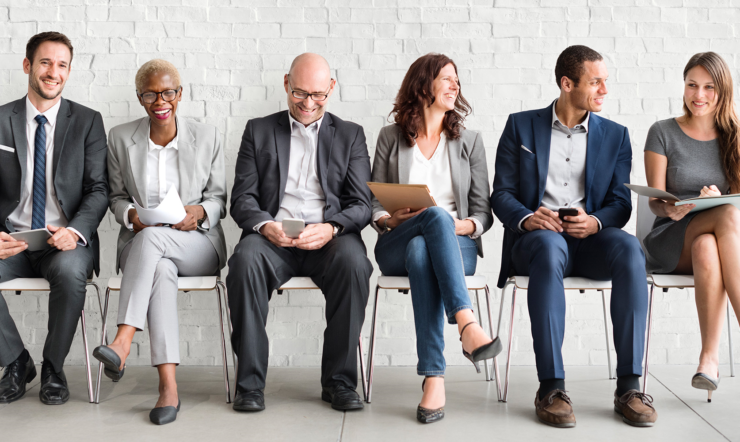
[390,53,471,147]
[683,52,740,192]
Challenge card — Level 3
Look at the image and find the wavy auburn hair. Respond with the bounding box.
[682,52,740,192]
[390,53,472,147]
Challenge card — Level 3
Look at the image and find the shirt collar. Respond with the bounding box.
[26,96,61,128]
[288,112,323,137]
[147,117,179,151]
[551,100,590,133]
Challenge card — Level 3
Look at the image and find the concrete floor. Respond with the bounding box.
[0,365,736,441]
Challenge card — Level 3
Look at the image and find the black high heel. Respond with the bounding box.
[459,321,503,373]
[417,376,445,424]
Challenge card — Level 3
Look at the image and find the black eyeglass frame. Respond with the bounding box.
[137,86,182,104]
[287,75,334,102]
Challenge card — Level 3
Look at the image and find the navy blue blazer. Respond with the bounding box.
[490,102,633,288]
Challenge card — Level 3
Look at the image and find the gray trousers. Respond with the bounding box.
[118,227,218,366]
[0,246,93,371]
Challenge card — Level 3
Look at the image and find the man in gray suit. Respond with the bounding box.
[227,53,372,412]
[0,32,108,405]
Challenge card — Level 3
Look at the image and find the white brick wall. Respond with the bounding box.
[1,0,738,370]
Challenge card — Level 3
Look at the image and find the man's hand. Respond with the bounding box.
[561,208,599,239]
[172,205,204,231]
[0,232,27,260]
[128,208,157,233]
[294,223,334,250]
[47,225,79,251]
[454,218,476,236]
[523,207,563,232]
[260,222,295,248]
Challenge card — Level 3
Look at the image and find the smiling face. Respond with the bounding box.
[23,41,71,105]
[684,65,718,118]
[430,63,459,112]
[138,70,182,128]
[284,54,334,126]
[564,60,609,113]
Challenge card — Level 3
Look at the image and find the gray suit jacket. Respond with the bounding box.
[230,111,372,238]
[0,97,109,274]
[370,124,493,257]
[107,116,227,270]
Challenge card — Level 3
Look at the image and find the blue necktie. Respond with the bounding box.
[31,114,48,230]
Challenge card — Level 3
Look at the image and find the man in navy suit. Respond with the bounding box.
[491,46,657,428]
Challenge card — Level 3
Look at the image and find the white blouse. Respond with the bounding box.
[408,133,458,218]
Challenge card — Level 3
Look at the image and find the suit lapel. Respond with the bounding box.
[127,118,150,208]
[52,98,71,181]
[275,111,291,204]
[398,130,413,184]
[316,113,335,193]
[10,99,27,186]
[534,104,553,202]
[175,117,195,203]
[447,135,463,211]
[585,113,603,212]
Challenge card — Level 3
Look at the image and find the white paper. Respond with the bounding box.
[132,186,187,225]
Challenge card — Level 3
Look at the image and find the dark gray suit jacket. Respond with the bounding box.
[0,97,109,274]
[230,111,372,238]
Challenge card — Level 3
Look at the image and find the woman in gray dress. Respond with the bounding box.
[644,52,740,401]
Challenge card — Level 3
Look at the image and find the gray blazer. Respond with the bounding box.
[370,124,493,257]
[107,116,227,270]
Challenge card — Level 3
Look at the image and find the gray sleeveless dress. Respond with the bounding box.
[643,118,729,274]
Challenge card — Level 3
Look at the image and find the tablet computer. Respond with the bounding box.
[9,228,52,252]
[367,182,437,215]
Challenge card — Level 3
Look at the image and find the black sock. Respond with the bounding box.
[616,375,640,396]
[539,379,565,400]
[16,349,29,364]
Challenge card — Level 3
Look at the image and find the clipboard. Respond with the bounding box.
[367,182,437,214]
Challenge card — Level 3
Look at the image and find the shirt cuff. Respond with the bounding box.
[589,215,603,231]
[465,217,484,239]
[372,211,391,234]
[67,227,87,247]
[518,213,534,233]
[254,220,273,235]
[123,204,135,231]
[197,213,211,231]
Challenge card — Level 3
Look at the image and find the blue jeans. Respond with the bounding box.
[511,227,648,381]
[375,207,478,376]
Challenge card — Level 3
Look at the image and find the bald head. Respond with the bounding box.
[284,52,335,126]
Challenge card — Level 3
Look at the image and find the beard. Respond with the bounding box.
[29,67,63,101]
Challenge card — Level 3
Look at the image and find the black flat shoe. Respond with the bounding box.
[233,390,265,412]
[321,385,363,411]
[417,376,444,424]
[150,400,180,425]
[39,362,69,405]
[0,352,36,404]
[92,346,125,382]
[459,321,503,373]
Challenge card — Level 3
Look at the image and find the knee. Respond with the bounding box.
[47,256,88,288]
[229,236,262,269]
[606,234,645,271]
[692,234,719,271]
[530,233,568,270]
[418,206,453,227]
[132,227,165,249]
[405,236,431,273]
[331,243,372,277]
[154,259,178,279]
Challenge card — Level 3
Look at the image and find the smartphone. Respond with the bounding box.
[282,218,305,239]
[558,208,579,220]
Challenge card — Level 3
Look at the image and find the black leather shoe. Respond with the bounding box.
[39,362,69,405]
[233,390,265,412]
[150,399,181,425]
[92,345,125,382]
[321,385,363,411]
[0,352,36,403]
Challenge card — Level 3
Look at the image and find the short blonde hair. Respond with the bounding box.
[135,59,181,93]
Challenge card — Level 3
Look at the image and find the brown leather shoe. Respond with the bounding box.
[614,390,658,427]
[535,389,576,428]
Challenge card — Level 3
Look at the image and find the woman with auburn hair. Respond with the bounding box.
[371,53,500,423]
[92,59,227,424]
[644,51,740,401]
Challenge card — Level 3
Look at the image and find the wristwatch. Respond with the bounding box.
[382,217,392,232]
[197,208,207,228]
[328,221,343,238]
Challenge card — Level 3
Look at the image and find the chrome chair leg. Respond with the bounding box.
[95,287,111,404]
[217,280,237,376]
[494,280,512,402]
[600,290,615,380]
[728,304,735,377]
[88,282,107,345]
[643,283,655,393]
[358,334,367,402]
[502,284,517,402]
[486,285,503,399]
[80,308,93,403]
[215,283,231,404]
[473,289,490,381]
[365,285,381,403]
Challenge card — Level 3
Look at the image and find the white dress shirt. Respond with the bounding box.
[255,113,326,233]
[372,133,484,238]
[8,97,86,245]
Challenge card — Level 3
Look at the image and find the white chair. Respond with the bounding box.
[636,194,735,390]
[365,275,496,403]
[0,278,103,403]
[95,276,231,404]
[495,276,614,402]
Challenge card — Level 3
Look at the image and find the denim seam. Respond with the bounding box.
[418,369,446,376]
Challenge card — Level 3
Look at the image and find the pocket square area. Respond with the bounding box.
[520,145,534,154]
[0,145,15,153]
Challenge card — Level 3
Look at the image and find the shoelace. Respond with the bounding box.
[620,391,654,406]
[547,389,573,405]
[1,361,19,380]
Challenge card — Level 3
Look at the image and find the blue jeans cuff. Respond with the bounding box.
[446,305,473,324]
[417,369,446,376]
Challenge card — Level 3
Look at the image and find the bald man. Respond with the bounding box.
[227,53,372,412]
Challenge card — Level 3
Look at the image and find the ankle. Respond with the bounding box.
[616,374,641,396]
[539,379,565,400]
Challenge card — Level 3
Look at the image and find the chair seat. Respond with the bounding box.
[511,276,612,290]
[106,276,218,291]
[278,277,319,290]
[377,275,487,290]
[649,274,694,288]
[0,278,51,291]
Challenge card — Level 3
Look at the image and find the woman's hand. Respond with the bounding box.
[128,208,157,233]
[662,201,696,222]
[699,185,722,198]
[377,207,427,230]
[454,218,476,236]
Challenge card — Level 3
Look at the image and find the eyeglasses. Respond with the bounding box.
[138,87,181,104]
[287,76,333,101]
